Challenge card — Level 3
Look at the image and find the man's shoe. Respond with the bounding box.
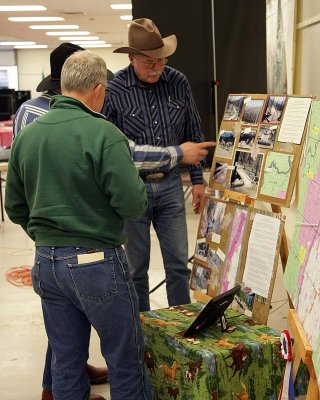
[87,363,109,385]
[41,389,53,400]
[41,389,106,400]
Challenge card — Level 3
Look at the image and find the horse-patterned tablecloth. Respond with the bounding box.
[140,303,285,400]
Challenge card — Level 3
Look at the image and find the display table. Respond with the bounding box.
[141,303,285,400]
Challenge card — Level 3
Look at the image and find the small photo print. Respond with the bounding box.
[230,150,264,198]
[257,125,277,149]
[223,95,246,121]
[232,285,255,317]
[261,96,287,124]
[190,263,211,292]
[212,161,228,185]
[241,99,265,125]
[207,249,223,295]
[199,200,227,241]
[195,241,209,262]
[216,130,236,159]
[238,128,257,149]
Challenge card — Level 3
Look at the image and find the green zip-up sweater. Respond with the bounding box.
[5,95,147,248]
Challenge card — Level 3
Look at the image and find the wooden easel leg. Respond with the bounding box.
[271,204,294,309]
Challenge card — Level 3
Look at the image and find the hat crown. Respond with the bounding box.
[128,18,164,51]
[50,43,82,80]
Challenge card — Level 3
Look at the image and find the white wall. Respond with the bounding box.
[294,1,320,96]
[16,48,129,99]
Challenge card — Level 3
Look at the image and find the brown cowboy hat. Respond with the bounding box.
[113,18,177,58]
[36,43,84,92]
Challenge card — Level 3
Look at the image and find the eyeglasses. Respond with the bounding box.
[137,57,168,69]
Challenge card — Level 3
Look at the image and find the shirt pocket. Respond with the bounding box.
[122,106,145,139]
[168,99,185,127]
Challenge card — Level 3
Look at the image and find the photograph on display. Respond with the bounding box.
[194,241,209,262]
[232,285,256,317]
[230,151,264,198]
[199,199,226,242]
[223,95,246,121]
[212,161,229,186]
[257,125,278,149]
[216,130,236,159]
[238,128,257,149]
[241,99,265,125]
[190,263,211,292]
[207,248,223,296]
[261,95,287,124]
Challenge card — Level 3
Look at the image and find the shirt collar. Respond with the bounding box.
[126,64,168,88]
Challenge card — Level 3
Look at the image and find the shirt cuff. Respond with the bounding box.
[190,168,203,185]
[169,146,183,169]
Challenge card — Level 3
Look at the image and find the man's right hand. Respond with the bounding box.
[180,141,216,165]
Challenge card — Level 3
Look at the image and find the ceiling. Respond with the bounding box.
[0,0,132,50]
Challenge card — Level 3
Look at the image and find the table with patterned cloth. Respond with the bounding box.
[140,303,285,400]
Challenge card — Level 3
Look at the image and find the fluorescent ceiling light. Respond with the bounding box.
[9,16,64,22]
[0,5,47,11]
[82,44,112,48]
[120,15,132,20]
[0,41,36,45]
[110,4,132,9]
[15,45,48,49]
[30,24,79,29]
[71,40,106,45]
[59,36,99,41]
[46,31,90,36]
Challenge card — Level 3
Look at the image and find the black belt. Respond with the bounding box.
[139,171,169,181]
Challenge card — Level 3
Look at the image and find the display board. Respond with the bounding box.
[283,99,320,391]
[190,195,284,324]
[209,94,312,207]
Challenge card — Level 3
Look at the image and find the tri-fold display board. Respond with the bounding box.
[209,94,312,207]
[190,93,313,324]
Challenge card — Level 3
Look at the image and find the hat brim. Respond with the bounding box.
[36,75,61,92]
[113,35,177,58]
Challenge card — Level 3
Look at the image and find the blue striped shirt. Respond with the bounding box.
[104,64,204,184]
[13,90,182,172]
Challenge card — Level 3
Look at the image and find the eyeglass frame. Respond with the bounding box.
[134,56,168,69]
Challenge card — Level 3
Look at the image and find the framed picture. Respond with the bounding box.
[190,263,211,292]
[199,199,226,242]
[194,240,209,262]
[257,125,278,149]
[238,127,257,149]
[212,161,229,186]
[241,99,265,125]
[216,130,236,159]
[230,150,264,198]
[261,95,287,124]
[223,95,246,121]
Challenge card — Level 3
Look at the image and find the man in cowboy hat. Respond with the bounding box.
[104,18,206,312]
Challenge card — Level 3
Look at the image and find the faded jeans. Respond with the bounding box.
[32,246,151,400]
[124,169,191,311]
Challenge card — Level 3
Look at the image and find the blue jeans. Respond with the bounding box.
[32,246,151,400]
[124,170,191,311]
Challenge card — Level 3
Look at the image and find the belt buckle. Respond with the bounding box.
[145,172,165,181]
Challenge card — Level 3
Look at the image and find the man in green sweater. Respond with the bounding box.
[5,50,152,400]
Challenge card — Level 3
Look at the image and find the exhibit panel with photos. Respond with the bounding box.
[190,196,284,324]
[209,93,312,207]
